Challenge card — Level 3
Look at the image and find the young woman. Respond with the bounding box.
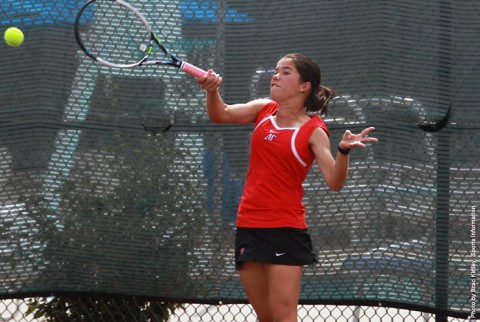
[198,53,378,322]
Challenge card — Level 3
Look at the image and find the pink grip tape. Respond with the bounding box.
[182,62,208,78]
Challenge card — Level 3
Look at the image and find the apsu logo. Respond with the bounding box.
[264,133,277,142]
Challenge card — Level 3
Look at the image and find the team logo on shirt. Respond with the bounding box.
[264,133,277,141]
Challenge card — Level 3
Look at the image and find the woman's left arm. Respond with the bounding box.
[310,127,378,192]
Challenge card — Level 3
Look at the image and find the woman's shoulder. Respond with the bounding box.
[248,98,276,110]
[249,99,278,123]
[307,115,330,137]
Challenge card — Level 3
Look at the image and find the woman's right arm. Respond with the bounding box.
[198,70,270,124]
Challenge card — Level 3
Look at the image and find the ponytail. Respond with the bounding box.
[305,85,336,115]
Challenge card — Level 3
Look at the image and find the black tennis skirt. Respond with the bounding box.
[235,227,318,269]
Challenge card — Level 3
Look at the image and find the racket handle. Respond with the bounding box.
[181,62,208,78]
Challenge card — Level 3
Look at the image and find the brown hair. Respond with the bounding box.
[282,53,336,115]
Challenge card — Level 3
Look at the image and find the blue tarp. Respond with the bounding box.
[0,1,86,26]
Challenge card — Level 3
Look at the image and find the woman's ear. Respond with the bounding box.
[301,82,312,93]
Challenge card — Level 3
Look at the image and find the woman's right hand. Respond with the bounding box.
[197,69,223,93]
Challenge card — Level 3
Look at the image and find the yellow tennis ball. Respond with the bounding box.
[4,27,24,47]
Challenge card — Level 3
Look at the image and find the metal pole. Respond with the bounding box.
[434,1,452,321]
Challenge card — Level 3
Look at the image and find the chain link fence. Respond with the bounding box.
[0,0,479,321]
[0,299,476,321]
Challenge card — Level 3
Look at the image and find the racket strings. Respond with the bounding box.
[78,1,151,66]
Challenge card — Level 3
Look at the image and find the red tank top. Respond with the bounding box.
[236,101,329,229]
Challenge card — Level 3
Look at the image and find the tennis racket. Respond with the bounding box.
[74,0,207,78]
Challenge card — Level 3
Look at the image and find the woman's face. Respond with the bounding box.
[270,57,307,103]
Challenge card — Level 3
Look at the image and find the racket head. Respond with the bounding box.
[74,0,153,69]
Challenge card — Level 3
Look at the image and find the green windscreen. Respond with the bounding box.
[0,0,478,318]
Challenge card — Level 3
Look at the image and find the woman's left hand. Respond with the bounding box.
[339,127,378,151]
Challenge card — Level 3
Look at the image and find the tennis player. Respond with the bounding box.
[198,53,377,322]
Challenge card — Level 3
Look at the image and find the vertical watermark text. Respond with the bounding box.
[470,205,477,321]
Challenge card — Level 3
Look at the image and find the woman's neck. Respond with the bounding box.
[274,104,310,128]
